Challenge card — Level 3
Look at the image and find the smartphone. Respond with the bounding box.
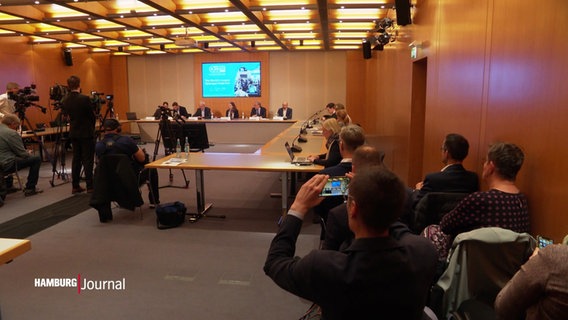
[319,177,349,197]
[537,235,553,248]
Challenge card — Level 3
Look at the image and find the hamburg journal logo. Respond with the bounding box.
[34,275,126,294]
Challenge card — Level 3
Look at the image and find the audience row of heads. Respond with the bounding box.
[442,133,524,182]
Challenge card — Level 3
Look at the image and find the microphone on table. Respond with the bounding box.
[290,134,303,152]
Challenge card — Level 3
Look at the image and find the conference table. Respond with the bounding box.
[145,121,325,220]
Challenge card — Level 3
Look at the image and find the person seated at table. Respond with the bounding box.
[153,101,169,120]
[0,114,43,197]
[250,101,267,118]
[264,167,438,319]
[171,102,189,121]
[322,102,337,120]
[277,101,293,119]
[336,109,351,127]
[94,119,160,209]
[193,101,212,119]
[313,125,366,222]
[225,102,239,119]
[423,142,530,261]
[495,244,568,320]
[307,118,342,168]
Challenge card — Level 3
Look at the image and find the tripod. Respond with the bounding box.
[16,106,52,164]
[152,108,189,188]
[97,100,115,136]
[49,111,70,187]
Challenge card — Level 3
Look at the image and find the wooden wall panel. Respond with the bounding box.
[484,0,568,241]
[0,40,112,127]
[345,0,568,241]
[192,52,269,117]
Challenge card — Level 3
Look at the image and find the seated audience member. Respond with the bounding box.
[413,133,479,206]
[323,145,384,251]
[153,101,169,120]
[95,119,160,209]
[307,118,342,168]
[225,102,239,119]
[495,245,568,320]
[277,101,293,119]
[334,103,352,124]
[264,167,438,319]
[336,109,351,127]
[322,102,337,120]
[0,114,42,196]
[313,125,366,222]
[193,101,212,119]
[249,101,267,118]
[171,102,189,121]
[424,142,530,260]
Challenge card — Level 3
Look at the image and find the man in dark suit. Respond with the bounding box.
[249,101,266,118]
[61,75,96,194]
[193,100,212,119]
[413,133,479,206]
[264,167,438,319]
[276,101,293,119]
[171,101,189,120]
[314,125,366,222]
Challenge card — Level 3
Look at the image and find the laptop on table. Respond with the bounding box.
[126,112,138,120]
[284,142,312,165]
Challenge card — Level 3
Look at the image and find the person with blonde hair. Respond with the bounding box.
[307,118,342,167]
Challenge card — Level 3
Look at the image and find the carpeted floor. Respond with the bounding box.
[0,194,91,238]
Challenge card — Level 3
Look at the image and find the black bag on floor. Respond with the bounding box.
[155,201,187,229]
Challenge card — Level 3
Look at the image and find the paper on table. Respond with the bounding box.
[162,158,188,166]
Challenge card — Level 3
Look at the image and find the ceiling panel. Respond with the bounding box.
[0,0,415,55]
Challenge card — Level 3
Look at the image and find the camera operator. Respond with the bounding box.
[0,82,20,118]
[60,75,96,194]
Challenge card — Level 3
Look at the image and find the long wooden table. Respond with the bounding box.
[145,121,325,219]
[0,238,31,265]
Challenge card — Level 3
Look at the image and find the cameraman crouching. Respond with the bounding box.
[95,119,160,208]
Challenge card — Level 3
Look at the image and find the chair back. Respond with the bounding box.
[413,192,469,233]
[432,227,536,319]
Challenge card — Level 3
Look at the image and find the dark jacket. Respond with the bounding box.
[265,216,438,320]
[90,154,144,212]
[250,106,267,118]
[61,91,96,139]
[193,106,212,119]
[413,164,479,206]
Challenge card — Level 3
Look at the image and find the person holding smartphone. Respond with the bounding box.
[313,125,365,223]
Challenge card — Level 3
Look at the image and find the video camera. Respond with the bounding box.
[8,84,46,115]
[90,91,108,114]
[49,84,69,110]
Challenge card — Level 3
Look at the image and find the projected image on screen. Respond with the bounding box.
[202,61,261,98]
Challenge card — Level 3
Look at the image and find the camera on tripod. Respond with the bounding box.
[90,91,107,114]
[49,84,69,110]
[9,84,46,115]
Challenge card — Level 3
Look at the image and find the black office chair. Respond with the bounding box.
[89,154,144,222]
[412,192,469,233]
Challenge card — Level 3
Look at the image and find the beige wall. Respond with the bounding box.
[126,51,346,119]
